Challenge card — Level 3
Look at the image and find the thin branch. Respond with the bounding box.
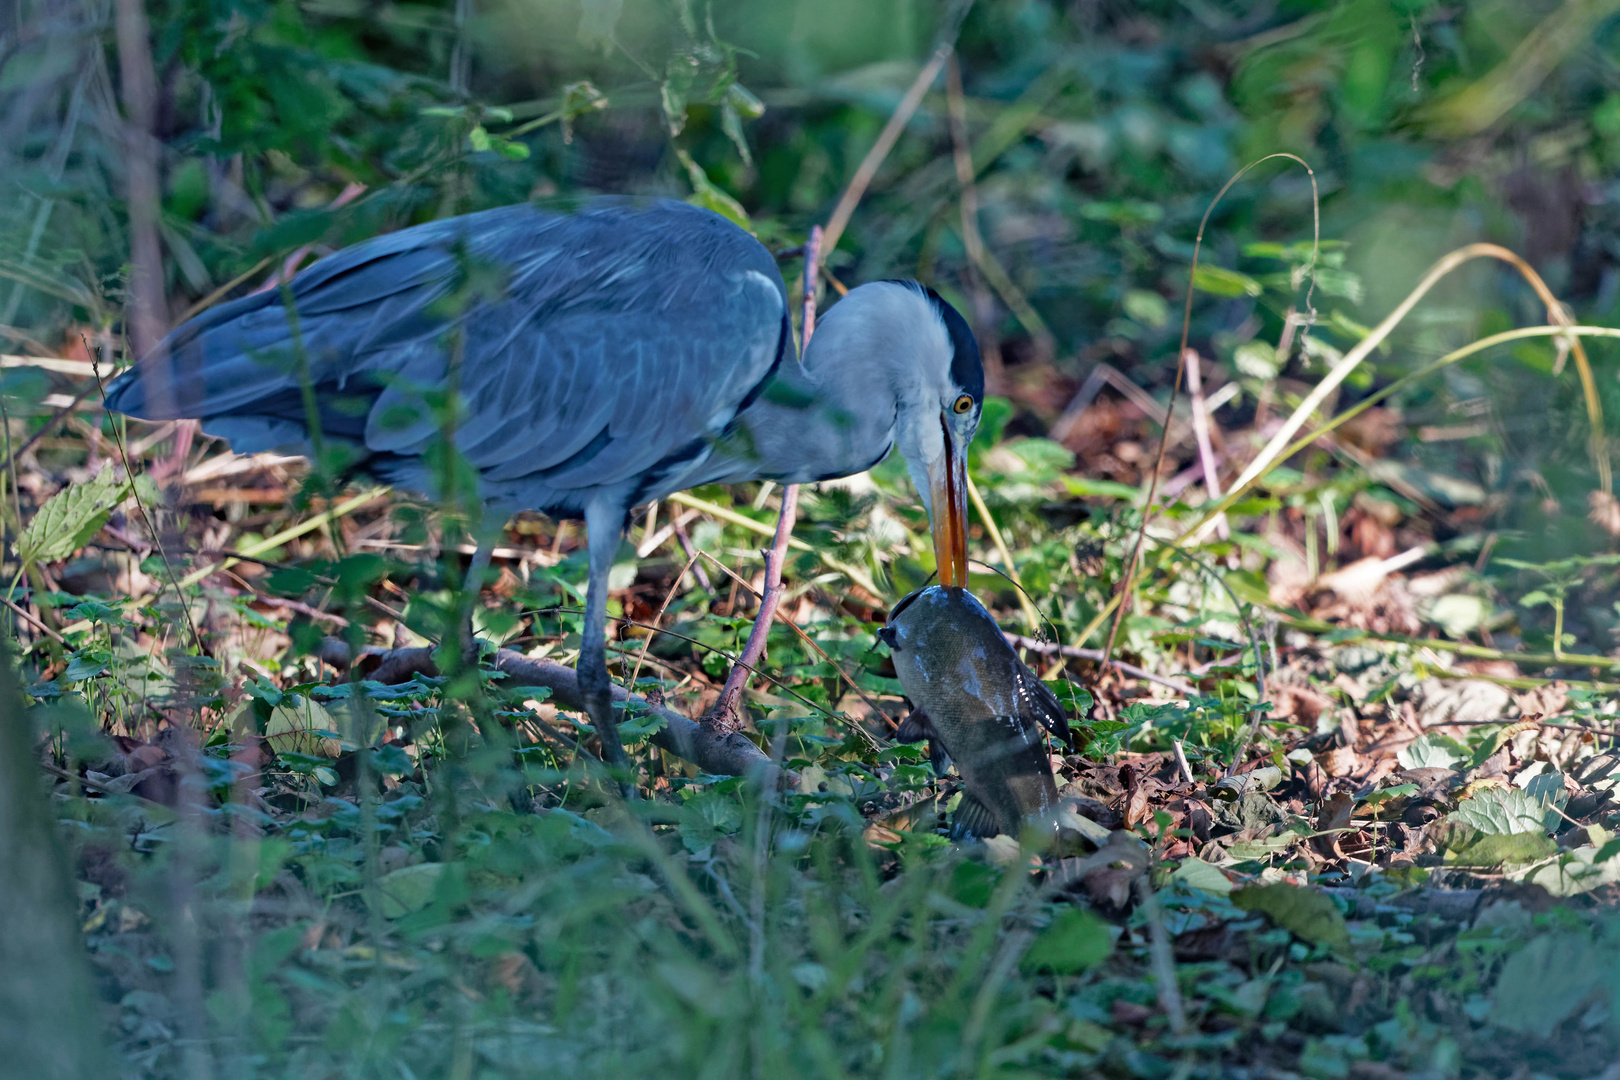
[1183,347,1229,540]
[820,44,953,258]
[1103,154,1319,665]
[2,595,65,645]
[1001,633,1196,695]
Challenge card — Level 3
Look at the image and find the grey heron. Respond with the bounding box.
[105,197,983,774]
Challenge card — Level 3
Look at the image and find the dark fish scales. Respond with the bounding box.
[878,585,1074,838]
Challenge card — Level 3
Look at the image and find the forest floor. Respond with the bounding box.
[15,328,1620,1079]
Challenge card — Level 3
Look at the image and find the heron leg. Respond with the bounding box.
[580,500,632,784]
[455,527,498,665]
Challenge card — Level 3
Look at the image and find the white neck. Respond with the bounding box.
[677,281,951,490]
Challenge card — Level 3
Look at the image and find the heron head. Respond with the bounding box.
[886,284,983,588]
[800,280,983,585]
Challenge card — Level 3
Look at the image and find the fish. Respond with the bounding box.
[877,585,1074,839]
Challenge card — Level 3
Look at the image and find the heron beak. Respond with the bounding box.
[929,417,970,588]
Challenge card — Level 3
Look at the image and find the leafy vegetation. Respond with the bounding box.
[8,0,1620,1076]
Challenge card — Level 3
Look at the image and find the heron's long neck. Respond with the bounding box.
[714,313,904,485]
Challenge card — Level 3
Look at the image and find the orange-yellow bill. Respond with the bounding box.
[929,425,969,587]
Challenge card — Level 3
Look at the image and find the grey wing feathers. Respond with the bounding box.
[104,199,789,514]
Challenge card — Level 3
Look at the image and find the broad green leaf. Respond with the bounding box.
[1450,786,1547,836]
[1489,933,1604,1037]
[1232,883,1350,953]
[1192,265,1263,298]
[1440,826,1557,868]
[1123,288,1169,329]
[1512,845,1620,897]
[1021,908,1114,973]
[1358,783,1417,810]
[1398,733,1466,771]
[678,790,743,853]
[1170,856,1233,895]
[264,696,341,758]
[1519,768,1569,830]
[18,470,137,567]
[373,862,448,919]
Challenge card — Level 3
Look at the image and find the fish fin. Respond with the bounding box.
[895,706,936,743]
[896,707,954,778]
[1016,661,1075,750]
[951,790,1002,840]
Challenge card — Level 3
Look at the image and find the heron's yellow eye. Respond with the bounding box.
[952,394,974,414]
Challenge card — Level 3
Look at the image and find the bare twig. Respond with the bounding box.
[1172,738,1195,785]
[1002,633,1196,695]
[2,595,65,645]
[820,45,953,259]
[1103,154,1319,665]
[945,53,1004,388]
[1183,347,1229,540]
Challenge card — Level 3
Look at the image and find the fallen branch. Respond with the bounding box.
[319,641,783,782]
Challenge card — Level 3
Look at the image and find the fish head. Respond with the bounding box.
[881,584,1076,751]
[881,585,1022,720]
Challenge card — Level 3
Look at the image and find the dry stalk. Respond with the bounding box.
[1190,244,1608,544]
[1102,153,1320,666]
[820,45,953,259]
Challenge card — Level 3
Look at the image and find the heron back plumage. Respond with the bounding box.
[105,198,790,517]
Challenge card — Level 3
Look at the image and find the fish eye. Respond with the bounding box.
[952,394,974,414]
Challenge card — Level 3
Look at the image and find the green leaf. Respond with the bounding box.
[1170,856,1233,895]
[18,470,135,567]
[264,697,341,758]
[1450,786,1547,836]
[1061,476,1141,500]
[1397,733,1466,771]
[678,790,743,853]
[1232,883,1350,953]
[1440,826,1557,868]
[1123,288,1169,329]
[1512,845,1620,897]
[372,862,449,919]
[1357,782,1417,810]
[1192,265,1263,298]
[1489,933,1605,1037]
[60,653,109,683]
[1021,908,1114,973]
